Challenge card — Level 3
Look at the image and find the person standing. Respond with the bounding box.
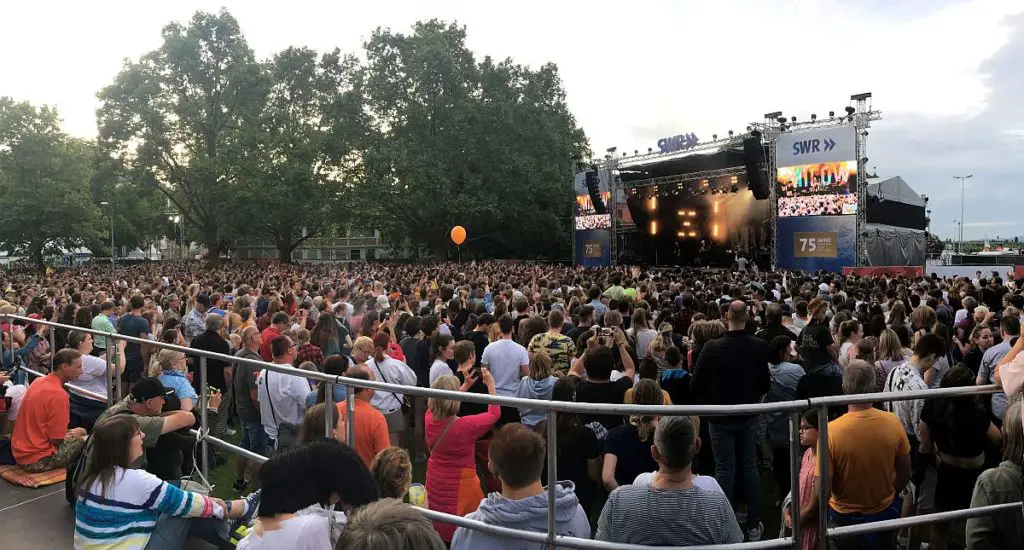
[810,360,910,550]
[481,315,529,424]
[232,326,265,491]
[182,293,210,344]
[367,332,418,447]
[690,300,770,540]
[257,336,308,450]
[259,312,290,362]
[90,301,117,358]
[190,314,234,438]
[978,315,1020,425]
[117,294,152,384]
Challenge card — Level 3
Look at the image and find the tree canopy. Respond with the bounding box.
[1,10,588,269]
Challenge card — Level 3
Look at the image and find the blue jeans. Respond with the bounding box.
[710,417,761,528]
[145,514,231,550]
[239,420,269,458]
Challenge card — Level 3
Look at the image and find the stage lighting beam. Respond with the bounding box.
[650,220,657,235]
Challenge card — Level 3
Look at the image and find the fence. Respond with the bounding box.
[2,312,1019,550]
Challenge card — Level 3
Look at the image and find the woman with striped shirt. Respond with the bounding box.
[74,415,247,549]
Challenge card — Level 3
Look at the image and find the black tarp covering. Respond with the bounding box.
[862,223,925,266]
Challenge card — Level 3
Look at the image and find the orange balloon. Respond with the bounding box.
[450,225,467,245]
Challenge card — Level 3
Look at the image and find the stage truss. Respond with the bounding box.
[585,99,882,269]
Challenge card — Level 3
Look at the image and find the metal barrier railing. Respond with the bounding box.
[2,313,1019,550]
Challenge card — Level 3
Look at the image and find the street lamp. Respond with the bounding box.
[100,201,114,280]
[954,174,973,253]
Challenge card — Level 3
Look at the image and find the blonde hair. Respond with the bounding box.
[369,447,413,500]
[427,375,461,420]
[335,498,446,550]
[629,379,663,442]
[528,352,554,380]
[156,349,186,372]
[353,335,374,355]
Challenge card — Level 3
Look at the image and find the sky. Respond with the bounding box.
[2,0,1022,241]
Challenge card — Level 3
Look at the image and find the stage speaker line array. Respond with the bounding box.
[585,169,608,214]
[743,134,769,200]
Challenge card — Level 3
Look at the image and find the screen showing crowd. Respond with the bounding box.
[776,161,858,217]
[575,214,612,230]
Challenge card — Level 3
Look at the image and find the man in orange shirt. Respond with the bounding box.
[335,364,391,466]
[12,348,87,472]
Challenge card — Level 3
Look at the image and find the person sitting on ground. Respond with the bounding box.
[12,348,87,472]
[74,415,248,550]
[91,377,203,481]
[334,498,446,550]
[451,423,590,549]
[369,447,414,501]
[596,414,743,545]
[334,364,391,467]
[237,439,379,550]
[966,400,1024,550]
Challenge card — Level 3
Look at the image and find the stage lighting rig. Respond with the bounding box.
[764,111,782,121]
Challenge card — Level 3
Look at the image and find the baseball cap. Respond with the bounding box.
[376,295,391,310]
[129,377,169,403]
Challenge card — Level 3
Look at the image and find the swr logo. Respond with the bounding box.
[792,138,836,155]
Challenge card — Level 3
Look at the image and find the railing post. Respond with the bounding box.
[546,410,558,548]
[324,381,335,439]
[48,326,55,372]
[104,338,115,407]
[790,411,802,549]
[817,406,830,550]
[113,332,122,401]
[6,322,13,378]
[345,384,356,445]
[199,356,210,479]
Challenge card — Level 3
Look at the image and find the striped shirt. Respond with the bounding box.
[74,467,223,549]
[596,484,743,546]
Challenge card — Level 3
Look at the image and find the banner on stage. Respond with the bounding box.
[575,228,611,267]
[776,125,856,167]
[776,216,855,272]
[794,232,838,258]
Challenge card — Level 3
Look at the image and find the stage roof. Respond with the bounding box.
[608,135,751,184]
[865,176,924,207]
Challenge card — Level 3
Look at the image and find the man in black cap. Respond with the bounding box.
[94,377,199,477]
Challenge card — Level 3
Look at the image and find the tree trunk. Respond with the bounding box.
[30,243,45,273]
[204,222,220,265]
[277,240,295,263]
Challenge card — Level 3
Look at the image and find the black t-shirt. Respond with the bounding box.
[604,424,658,487]
[660,370,695,405]
[465,331,490,369]
[541,423,600,514]
[453,370,489,417]
[190,330,232,392]
[572,376,633,429]
[117,313,150,361]
[799,320,833,367]
[963,347,984,376]
[921,400,991,458]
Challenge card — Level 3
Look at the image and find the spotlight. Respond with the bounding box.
[647,147,652,153]
[712,134,717,140]
[845,106,856,116]
[861,157,869,164]
[810,114,817,121]
[607,146,618,154]
[790,116,796,123]
[776,117,787,124]
[634,149,639,155]
[828,111,835,118]
[746,125,753,131]
[728,130,734,136]
[731,184,739,193]
[861,131,869,137]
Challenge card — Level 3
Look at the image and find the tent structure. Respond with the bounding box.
[862,176,926,266]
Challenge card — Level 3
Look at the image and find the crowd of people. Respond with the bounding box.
[778,194,858,217]
[1,260,1024,549]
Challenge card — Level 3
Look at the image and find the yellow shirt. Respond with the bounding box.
[818,408,910,514]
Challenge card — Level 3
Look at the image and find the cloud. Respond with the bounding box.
[962,221,1019,228]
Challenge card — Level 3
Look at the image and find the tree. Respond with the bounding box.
[89,154,177,256]
[228,47,367,262]
[359,20,588,259]
[0,98,103,271]
[96,9,263,264]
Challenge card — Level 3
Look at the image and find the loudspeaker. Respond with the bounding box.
[743,136,769,200]
[585,170,608,214]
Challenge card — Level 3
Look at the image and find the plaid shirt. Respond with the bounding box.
[296,343,324,369]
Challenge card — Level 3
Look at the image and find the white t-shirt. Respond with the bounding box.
[367,355,417,414]
[633,471,724,494]
[75,354,110,402]
[481,338,530,397]
[429,359,453,386]
[257,367,311,440]
[237,514,333,550]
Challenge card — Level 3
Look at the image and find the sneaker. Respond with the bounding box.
[747,522,764,542]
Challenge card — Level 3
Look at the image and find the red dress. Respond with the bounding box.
[424,405,500,542]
